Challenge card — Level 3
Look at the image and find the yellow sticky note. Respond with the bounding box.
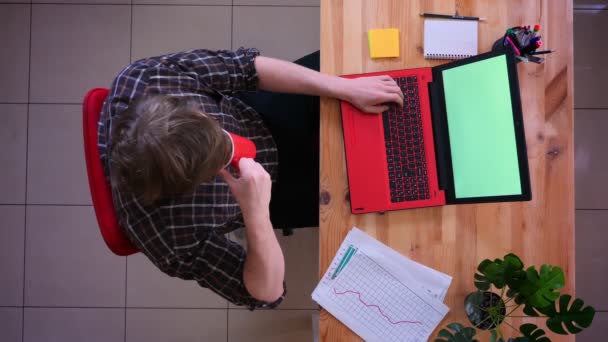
[368,28,400,58]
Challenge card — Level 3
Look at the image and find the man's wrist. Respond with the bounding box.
[243,210,272,230]
[243,212,274,245]
[327,76,351,102]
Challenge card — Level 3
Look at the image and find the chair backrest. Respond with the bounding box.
[83,88,138,256]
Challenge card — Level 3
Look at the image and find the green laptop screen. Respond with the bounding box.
[441,55,522,199]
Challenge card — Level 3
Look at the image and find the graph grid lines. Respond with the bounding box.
[328,251,444,342]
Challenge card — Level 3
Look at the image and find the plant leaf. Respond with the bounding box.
[447,322,465,332]
[475,259,493,291]
[461,327,477,340]
[517,323,550,342]
[503,253,525,285]
[474,273,491,291]
[523,303,540,317]
[490,329,509,342]
[478,259,493,273]
[514,293,526,305]
[546,294,596,335]
[479,254,526,290]
[437,329,453,339]
[518,265,564,308]
[434,323,479,342]
[523,301,555,318]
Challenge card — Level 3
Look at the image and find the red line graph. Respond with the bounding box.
[333,288,422,325]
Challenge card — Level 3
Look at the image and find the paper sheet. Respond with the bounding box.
[312,227,451,342]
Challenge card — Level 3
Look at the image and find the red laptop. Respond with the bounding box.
[340,50,532,214]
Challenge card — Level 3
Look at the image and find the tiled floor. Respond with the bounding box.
[573,2,608,340]
[0,0,606,341]
[0,0,320,341]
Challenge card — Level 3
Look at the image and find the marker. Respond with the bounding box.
[521,43,536,55]
[331,246,357,279]
[505,30,522,48]
[533,24,541,36]
[529,50,554,55]
[504,36,521,56]
[420,13,487,21]
[527,55,545,64]
[515,29,526,44]
[529,36,541,45]
[521,31,531,46]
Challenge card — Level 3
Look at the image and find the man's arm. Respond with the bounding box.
[219,159,284,302]
[112,189,283,309]
[242,212,285,302]
[161,48,261,94]
[254,56,404,113]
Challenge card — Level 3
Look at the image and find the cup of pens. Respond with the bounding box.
[492,24,553,64]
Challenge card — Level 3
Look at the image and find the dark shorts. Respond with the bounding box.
[236,51,320,230]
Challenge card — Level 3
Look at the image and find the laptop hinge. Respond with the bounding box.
[428,81,449,191]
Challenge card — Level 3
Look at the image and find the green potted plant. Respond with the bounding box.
[435,253,596,342]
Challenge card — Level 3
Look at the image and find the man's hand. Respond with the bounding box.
[342,75,404,113]
[219,158,272,222]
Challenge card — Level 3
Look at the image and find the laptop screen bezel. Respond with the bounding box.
[430,49,532,204]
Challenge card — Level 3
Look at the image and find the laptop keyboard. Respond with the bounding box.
[383,76,430,203]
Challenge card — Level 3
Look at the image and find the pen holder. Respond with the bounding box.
[492,32,546,64]
[491,35,522,64]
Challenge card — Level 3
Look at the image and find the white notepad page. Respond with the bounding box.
[423,18,478,59]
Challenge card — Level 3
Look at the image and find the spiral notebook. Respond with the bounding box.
[423,18,478,59]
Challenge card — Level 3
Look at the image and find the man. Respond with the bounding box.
[99,48,403,309]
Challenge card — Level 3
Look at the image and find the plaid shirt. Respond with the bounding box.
[97,48,284,310]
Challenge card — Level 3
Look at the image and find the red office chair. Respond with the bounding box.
[83,88,138,256]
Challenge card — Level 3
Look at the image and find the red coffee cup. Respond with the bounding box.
[223,130,257,171]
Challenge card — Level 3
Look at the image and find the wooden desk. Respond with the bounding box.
[319,1,574,340]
